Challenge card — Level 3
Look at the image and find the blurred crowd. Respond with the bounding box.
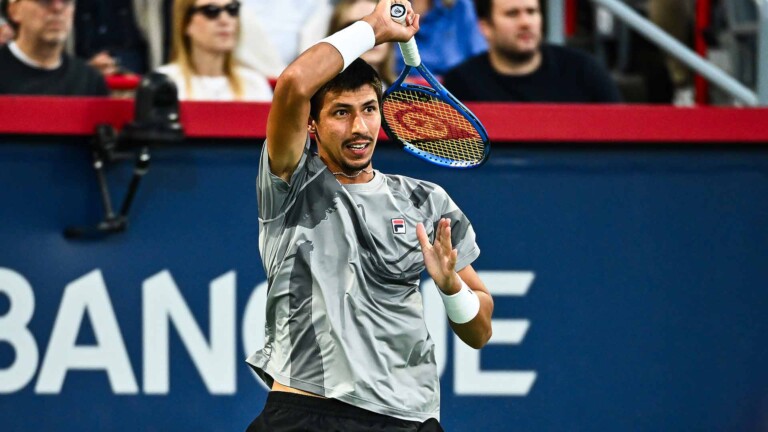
[0,0,745,105]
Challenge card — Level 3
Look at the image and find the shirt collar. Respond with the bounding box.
[8,41,63,70]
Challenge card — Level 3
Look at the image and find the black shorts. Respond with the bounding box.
[246,391,444,432]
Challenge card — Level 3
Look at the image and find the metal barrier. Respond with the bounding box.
[759,0,768,104]
[547,0,566,45]
[588,0,761,106]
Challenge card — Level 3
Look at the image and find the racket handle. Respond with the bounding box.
[390,3,421,67]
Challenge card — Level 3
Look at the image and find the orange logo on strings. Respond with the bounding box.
[390,102,477,141]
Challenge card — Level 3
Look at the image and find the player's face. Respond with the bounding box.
[9,0,74,46]
[312,85,381,177]
[186,0,239,54]
[481,0,542,61]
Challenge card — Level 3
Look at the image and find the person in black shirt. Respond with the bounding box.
[443,0,621,103]
[0,0,108,96]
[74,0,146,75]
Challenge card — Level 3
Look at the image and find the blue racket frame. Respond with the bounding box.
[382,64,491,169]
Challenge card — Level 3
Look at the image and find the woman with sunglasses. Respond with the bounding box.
[156,0,272,101]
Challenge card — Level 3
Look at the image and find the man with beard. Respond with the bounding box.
[443,0,621,102]
[0,0,107,95]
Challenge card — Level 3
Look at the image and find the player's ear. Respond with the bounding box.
[478,19,493,41]
[7,0,21,26]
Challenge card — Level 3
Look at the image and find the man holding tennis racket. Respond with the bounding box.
[245,1,493,430]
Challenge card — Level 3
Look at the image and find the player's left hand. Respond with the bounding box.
[417,218,461,295]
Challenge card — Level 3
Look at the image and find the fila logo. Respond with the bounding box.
[391,218,406,234]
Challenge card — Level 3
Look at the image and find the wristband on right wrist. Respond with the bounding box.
[316,20,376,71]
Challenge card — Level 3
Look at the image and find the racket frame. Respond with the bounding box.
[382,64,491,168]
[382,4,491,168]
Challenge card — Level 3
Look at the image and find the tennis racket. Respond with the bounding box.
[381,3,490,169]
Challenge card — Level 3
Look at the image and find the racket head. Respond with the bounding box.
[382,67,490,169]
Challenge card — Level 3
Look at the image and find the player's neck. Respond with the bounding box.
[489,49,542,76]
[331,167,375,185]
[321,157,376,185]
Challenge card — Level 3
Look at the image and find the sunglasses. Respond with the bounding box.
[188,1,240,20]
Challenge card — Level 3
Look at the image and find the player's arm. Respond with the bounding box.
[417,219,493,349]
[451,264,493,349]
[266,0,420,182]
[266,44,341,182]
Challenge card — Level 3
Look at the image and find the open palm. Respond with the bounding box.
[416,218,460,294]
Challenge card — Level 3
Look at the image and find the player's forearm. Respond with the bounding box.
[266,44,346,180]
[273,44,344,105]
[440,266,494,349]
[449,292,493,349]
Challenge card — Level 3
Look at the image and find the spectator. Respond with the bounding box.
[0,0,108,96]
[237,0,334,78]
[649,0,695,106]
[443,0,621,103]
[394,0,487,77]
[71,0,164,76]
[156,0,272,101]
[327,0,396,86]
[135,0,173,71]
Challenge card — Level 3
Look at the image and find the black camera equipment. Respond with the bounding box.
[64,73,184,239]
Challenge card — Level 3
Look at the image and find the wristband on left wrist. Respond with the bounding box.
[438,277,480,324]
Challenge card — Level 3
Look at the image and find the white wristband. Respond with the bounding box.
[317,21,376,71]
[438,278,480,324]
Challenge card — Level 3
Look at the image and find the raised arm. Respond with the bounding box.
[265,0,420,182]
[417,219,494,349]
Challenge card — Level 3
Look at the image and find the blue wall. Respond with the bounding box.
[1,138,768,431]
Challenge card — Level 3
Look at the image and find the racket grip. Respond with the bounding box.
[398,39,421,67]
[390,3,421,67]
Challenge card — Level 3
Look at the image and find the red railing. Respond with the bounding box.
[1,96,767,143]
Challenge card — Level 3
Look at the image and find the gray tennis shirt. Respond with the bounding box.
[246,139,480,422]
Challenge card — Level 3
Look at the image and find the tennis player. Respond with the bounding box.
[245,1,493,430]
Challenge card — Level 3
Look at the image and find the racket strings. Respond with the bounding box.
[382,90,486,164]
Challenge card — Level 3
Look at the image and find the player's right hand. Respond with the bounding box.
[362,0,420,46]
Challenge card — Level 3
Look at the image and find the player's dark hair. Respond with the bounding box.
[309,58,383,121]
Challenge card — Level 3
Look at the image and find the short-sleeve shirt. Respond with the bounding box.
[246,139,480,422]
